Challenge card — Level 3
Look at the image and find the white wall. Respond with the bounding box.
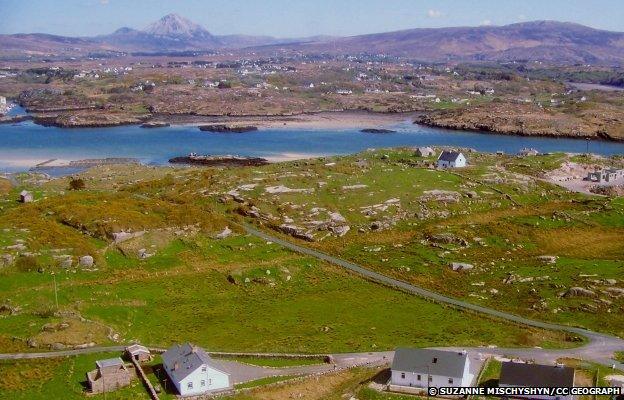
[171,364,230,397]
[391,358,472,388]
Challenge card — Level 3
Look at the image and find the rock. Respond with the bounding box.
[360,128,396,133]
[27,338,38,348]
[605,287,624,297]
[216,227,232,239]
[538,255,558,264]
[279,224,314,242]
[451,262,474,272]
[328,212,346,223]
[0,254,14,267]
[79,255,94,268]
[330,225,350,237]
[0,304,20,315]
[489,288,499,295]
[428,233,468,246]
[341,184,368,190]
[564,287,596,298]
[604,279,617,285]
[60,258,73,269]
[50,342,66,350]
[227,274,237,285]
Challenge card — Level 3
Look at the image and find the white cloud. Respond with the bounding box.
[427,9,443,18]
[481,19,492,26]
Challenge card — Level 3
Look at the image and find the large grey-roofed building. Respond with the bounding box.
[391,348,473,388]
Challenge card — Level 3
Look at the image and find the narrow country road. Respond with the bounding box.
[240,224,624,369]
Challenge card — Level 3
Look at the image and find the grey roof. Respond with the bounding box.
[126,344,150,355]
[162,343,228,383]
[438,151,463,162]
[392,348,468,378]
[500,362,575,387]
[96,357,124,369]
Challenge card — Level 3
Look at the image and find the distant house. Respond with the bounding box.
[518,148,540,157]
[415,147,436,157]
[19,190,33,203]
[437,151,466,168]
[586,168,624,183]
[499,362,575,400]
[390,348,473,389]
[86,357,134,394]
[162,343,231,397]
[125,344,152,363]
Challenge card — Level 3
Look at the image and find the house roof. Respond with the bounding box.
[438,151,463,162]
[126,344,150,355]
[392,348,468,378]
[416,146,434,153]
[162,343,228,383]
[20,190,31,196]
[96,357,124,369]
[499,362,575,387]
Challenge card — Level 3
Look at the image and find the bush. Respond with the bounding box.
[68,178,85,191]
[15,256,40,272]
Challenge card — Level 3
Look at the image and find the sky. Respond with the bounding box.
[2,0,624,37]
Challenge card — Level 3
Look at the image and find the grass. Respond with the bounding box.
[221,356,325,368]
[615,351,624,363]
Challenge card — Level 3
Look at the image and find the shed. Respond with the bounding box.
[125,344,152,363]
[19,190,33,203]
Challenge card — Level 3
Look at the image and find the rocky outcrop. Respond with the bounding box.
[199,124,258,133]
[169,154,269,167]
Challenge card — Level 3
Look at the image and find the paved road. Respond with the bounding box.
[241,224,624,369]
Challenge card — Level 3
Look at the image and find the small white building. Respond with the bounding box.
[499,362,575,400]
[19,190,33,203]
[414,147,436,157]
[518,147,540,157]
[390,348,473,389]
[162,343,231,397]
[437,151,466,168]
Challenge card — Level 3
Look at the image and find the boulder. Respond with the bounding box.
[537,255,558,264]
[216,227,232,239]
[330,225,350,237]
[0,254,14,267]
[605,287,624,297]
[451,262,474,272]
[79,255,94,268]
[564,287,596,298]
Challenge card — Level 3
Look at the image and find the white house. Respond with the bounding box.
[499,362,575,400]
[162,343,231,397]
[414,147,436,157]
[391,348,473,389]
[437,151,466,168]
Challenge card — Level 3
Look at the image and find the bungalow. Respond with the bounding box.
[162,343,231,397]
[86,357,134,394]
[415,147,436,157]
[390,348,473,389]
[125,344,152,363]
[19,190,33,203]
[437,151,466,168]
[499,362,575,400]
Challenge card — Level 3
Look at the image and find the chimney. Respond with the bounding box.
[174,361,179,370]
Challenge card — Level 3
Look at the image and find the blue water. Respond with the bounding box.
[2,118,624,174]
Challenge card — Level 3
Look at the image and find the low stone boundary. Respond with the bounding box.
[131,357,159,400]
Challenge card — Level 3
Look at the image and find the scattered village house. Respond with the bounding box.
[585,168,624,183]
[162,343,231,396]
[390,348,474,389]
[19,190,33,203]
[415,146,436,157]
[518,147,540,156]
[437,151,466,168]
[499,362,575,400]
[86,357,134,394]
[125,344,152,363]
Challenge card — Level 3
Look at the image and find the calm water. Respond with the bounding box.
[2,115,624,174]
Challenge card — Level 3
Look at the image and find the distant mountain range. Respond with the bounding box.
[2,14,624,64]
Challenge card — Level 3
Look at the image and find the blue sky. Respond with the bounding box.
[2,0,624,37]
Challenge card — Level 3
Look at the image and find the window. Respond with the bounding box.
[201,366,207,372]
[432,357,438,364]
[201,380,206,387]
[449,378,454,384]
[417,374,421,381]
[429,376,433,382]
[401,373,405,379]
[187,382,193,389]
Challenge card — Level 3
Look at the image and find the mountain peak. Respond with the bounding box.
[143,13,212,38]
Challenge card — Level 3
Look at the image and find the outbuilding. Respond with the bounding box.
[415,147,436,157]
[499,362,575,400]
[19,190,33,203]
[125,344,152,363]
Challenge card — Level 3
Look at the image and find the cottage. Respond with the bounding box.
[499,362,575,400]
[86,357,134,394]
[437,151,466,168]
[125,344,152,363]
[585,168,624,183]
[415,147,436,157]
[162,343,231,397]
[390,348,473,389]
[19,190,33,203]
[518,148,540,157]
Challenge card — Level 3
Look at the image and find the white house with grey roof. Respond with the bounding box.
[437,151,466,168]
[162,343,231,397]
[391,348,473,389]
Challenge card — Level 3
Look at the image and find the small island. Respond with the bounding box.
[169,154,269,167]
[360,128,396,134]
[141,121,170,128]
[199,124,259,133]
